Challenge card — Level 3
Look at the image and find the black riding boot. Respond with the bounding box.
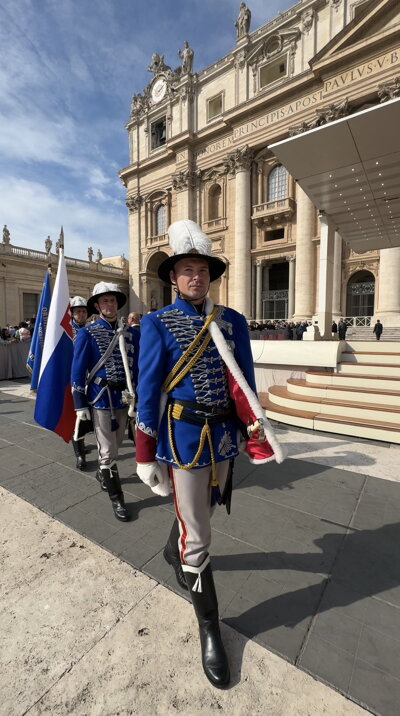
[163,518,187,590]
[99,464,129,522]
[72,438,86,471]
[183,559,230,688]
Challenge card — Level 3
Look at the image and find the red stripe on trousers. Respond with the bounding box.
[169,465,188,565]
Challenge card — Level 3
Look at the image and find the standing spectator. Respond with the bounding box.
[127,312,141,330]
[373,319,383,341]
[16,322,31,342]
[338,318,347,340]
[331,320,338,337]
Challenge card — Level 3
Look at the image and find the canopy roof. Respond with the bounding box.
[269,97,400,252]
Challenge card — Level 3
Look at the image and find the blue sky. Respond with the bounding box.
[0,0,290,260]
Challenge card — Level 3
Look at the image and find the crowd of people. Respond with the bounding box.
[248,320,311,340]
[0,319,35,343]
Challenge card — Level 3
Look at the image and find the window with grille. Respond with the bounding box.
[267,165,287,201]
[23,293,39,319]
[207,94,223,121]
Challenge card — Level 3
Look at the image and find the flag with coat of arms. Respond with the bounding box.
[34,247,75,442]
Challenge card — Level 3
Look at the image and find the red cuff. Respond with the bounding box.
[136,428,157,463]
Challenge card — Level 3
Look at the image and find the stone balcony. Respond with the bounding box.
[144,234,169,249]
[202,218,227,234]
[251,197,296,227]
[0,243,127,275]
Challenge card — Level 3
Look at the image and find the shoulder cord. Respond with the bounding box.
[162,305,218,393]
[167,403,217,487]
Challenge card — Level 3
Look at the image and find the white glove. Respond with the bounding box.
[136,462,171,497]
[76,408,91,421]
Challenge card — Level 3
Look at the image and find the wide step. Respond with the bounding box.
[306,370,400,391]
[262,397,400,444]
[287,378,400,406]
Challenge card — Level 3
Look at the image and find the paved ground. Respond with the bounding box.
[1,379,400,715]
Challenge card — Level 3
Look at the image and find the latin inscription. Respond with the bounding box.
[195,49,399,158]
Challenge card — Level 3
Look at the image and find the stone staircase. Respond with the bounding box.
[346,326,400,341]
[261,340,400,444]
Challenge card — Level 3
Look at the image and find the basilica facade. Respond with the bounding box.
[120,0,400,327]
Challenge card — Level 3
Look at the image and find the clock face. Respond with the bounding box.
[151,78,167,103]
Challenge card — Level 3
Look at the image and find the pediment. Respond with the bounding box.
[247,28,300,66]
[311,0,400,71]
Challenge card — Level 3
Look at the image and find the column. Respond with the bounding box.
[228,146,254,317]
[255,259,263,321]
[316,212,335,340]
[287,255,295,319]
[293,184,315,320]
[332,231,342,316]
[376,247,400,326]
[126,194,143,312]
[172,170,194,220]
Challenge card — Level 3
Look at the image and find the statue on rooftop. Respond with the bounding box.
[235,3,251,40]
[178,41,194,74]
[44,236,52,254]
[2,224,10,245]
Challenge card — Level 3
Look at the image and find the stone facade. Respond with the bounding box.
[0,238,129,327]
[120,0,400,326]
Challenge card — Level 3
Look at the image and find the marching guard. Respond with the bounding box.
[71,282,139,521]
[135,220,284,687]
[70,296,90,470]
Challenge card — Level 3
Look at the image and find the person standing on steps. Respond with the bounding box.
[71,282,139,522]
[373,319,383,341]
[135,220,284,688]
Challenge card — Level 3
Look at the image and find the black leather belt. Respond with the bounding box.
[169,399,232,426]
[94,377,127,392]
[170,398,231,417]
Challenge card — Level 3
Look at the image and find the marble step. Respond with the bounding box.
[268,386,400,425]
[262,397,400,444]
[345,340,400,353]
[337,362,400,377]
[341,351,400,365]
[306,370,400,391]
[287,378,400,407]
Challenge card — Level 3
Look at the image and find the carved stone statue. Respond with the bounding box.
[96,249,103,263]
[179,41,194,74]
[120,253,126,268]
[235,3,251,40]
[88,246,93,262]
[55,239,61,255]
[2,224,10,245]
[44,235,52,254]
[147,52,168,75]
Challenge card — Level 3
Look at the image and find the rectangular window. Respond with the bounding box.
[264,228,285,242]
[207,94,223,121]
[259,55,288,89]
[150,117,166,150]
[23,292,39,319]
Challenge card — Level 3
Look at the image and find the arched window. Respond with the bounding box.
[267,165,287,201]
[155,204,166,235]
[208,184,222,220]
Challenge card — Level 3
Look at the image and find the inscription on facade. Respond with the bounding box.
[195,48,399,158]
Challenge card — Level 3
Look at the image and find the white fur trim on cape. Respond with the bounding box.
[204,297,286,464]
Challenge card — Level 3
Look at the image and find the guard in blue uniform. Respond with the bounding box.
[70,296,89,470]
[71,282,139,522]
[135,221,284,688]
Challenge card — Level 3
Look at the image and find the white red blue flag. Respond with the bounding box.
[34,249,75,442]
[26,268,51,391]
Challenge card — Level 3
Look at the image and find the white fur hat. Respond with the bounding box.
[87,282,127,315]
[158,220,226,284]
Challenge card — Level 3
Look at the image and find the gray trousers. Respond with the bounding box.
[171,460,230,568]
[92,408,128,466]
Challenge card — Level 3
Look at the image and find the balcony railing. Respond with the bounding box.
[145,234,169,248]
[343,316,372,327]
[0,243,127,274]
[203,218,227,233]
[252,197,296,226]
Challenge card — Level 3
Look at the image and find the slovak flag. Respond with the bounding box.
[34,249,75,442]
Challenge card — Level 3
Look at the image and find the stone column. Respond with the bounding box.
[293,184,315,320]
[126,194,143,311]
[316,212,335,340]
[172,170,195,220]
[376,247,400,326]
[287,255,295,319]
[224,145,254,317]
[332,231,342,317]
[255,259,263,321]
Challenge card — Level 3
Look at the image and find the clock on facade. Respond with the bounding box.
[151,78,167,103]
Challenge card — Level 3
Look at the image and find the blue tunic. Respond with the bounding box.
[71,317,139,411]
[136,297,256,468]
